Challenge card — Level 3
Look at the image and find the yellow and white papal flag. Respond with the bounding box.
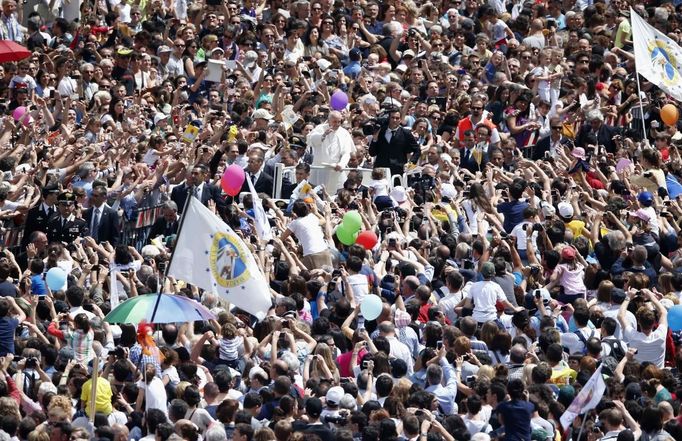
[167,197,272,319]
[632,8,682,101]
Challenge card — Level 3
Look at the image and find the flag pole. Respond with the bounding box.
[576,414,588,441]
[150,185,195,323]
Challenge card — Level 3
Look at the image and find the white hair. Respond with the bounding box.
[204,424,228,441]
[280,351,301,373]
[471,434,491,441]
[586,109,604,122]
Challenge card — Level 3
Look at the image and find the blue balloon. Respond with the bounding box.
[668,305,682,331]
[45,267,67,291]
[360,294,383,321]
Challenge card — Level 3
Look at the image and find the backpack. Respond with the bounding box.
[602,337,626,361]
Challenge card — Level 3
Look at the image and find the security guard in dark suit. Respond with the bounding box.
[22,183,59,247]
[47,192,89,244]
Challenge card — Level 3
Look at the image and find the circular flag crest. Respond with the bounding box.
[649,39,682,87]
[209,232,250,288]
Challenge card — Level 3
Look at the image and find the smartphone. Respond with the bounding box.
[362,360,369,369]
[436,340,443,350]
[282,321,289,329]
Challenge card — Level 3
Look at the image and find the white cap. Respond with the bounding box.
[326,386,345,406]
[557,202,574,218]
[440,182,457,200]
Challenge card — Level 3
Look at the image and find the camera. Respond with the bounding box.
[323,414,348,425]
[26,357,38,369]
[362,117,384,136]
[532,223,544,232]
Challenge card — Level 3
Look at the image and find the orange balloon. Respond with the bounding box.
[661,104,679,126]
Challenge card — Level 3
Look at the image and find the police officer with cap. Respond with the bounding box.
[47,191,89,244]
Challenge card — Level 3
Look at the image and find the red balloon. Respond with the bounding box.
[355,230,378,250]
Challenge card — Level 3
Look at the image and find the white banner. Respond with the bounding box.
[167,197,272,319]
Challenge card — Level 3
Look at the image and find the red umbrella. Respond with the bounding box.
[0,40,30,63]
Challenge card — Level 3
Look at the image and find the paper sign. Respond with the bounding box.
[181,123,200,143]
[206,59,225,82]
[281,105,300,130]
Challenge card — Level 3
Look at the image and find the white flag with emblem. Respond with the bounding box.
[632,8,682,101]
[167,197,272,319]
[559,364,606,430]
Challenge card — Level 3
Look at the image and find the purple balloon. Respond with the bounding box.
[330,90,349,111]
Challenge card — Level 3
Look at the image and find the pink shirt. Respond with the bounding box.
[336,348,367,378]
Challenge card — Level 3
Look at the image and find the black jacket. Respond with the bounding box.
[22,203,58,247]
[369,126,420,175]
[47,216,89,244]
[171,182,226,214]
[241,171,274,198]
[575,123,619,154]
[460,148,489,173]
[84,205,120,246]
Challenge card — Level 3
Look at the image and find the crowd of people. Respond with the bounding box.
[1,0,682,440]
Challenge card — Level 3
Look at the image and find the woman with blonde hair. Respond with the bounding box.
[304,342,340,383]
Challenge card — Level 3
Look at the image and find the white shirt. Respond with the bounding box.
[439,290,463,324]
[623,322,667,368]
[287,214,327,256]
[136,377,168,414]
[347,273,369,306]
[561,326,597,355]
[386,336,414,375]
[466,280,506,323]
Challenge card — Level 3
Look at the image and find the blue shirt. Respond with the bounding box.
[0,316,19,355]
[497,200,529,233]
[343,61,362,79]
[497,399,534,441]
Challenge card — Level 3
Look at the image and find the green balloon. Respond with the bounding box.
[336,225,358,245]
[343,210,363,232]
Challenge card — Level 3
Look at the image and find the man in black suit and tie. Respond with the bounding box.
[22,183,59,248]
[460,130,489,173]
[532,117,572,161]
[575,109,619,154]
[149,201,179,241]
[47,192,89,244]
[369,108,420,176]
[171,164,227,214]
[241,151,274,197]
[84,185,120,246]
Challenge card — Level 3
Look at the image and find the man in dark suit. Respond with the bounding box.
[84,186,120,246]
[171,164,226,214]
[575,110,619,154]
[460,129,489,173]
[47,192,89,244]
[149,201,179,241]
[241,151,274,197]
[369,108,420,176]
[532,117,572,161]
[22,183,59,248]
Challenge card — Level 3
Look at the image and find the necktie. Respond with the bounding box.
[193,186,200,200]
[91,208,100,241]
[251,173,257,184]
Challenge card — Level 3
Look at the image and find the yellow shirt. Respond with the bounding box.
[81,377,113,417]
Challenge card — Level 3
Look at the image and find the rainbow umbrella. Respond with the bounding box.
[104,293,216,325]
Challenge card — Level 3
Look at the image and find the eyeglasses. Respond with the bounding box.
[431,115,442,120]
[551,126,562,130]
[521,55,531,59]
[471,106,483,110]
[175,43,185,47]
[578,59,589,64]
[131,11,140,15]
[312,6,321,10]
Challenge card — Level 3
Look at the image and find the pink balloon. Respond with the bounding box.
[221,164,245,196]
[12,106,26,122]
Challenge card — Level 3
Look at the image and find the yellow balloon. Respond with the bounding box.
[661,104,679,126]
